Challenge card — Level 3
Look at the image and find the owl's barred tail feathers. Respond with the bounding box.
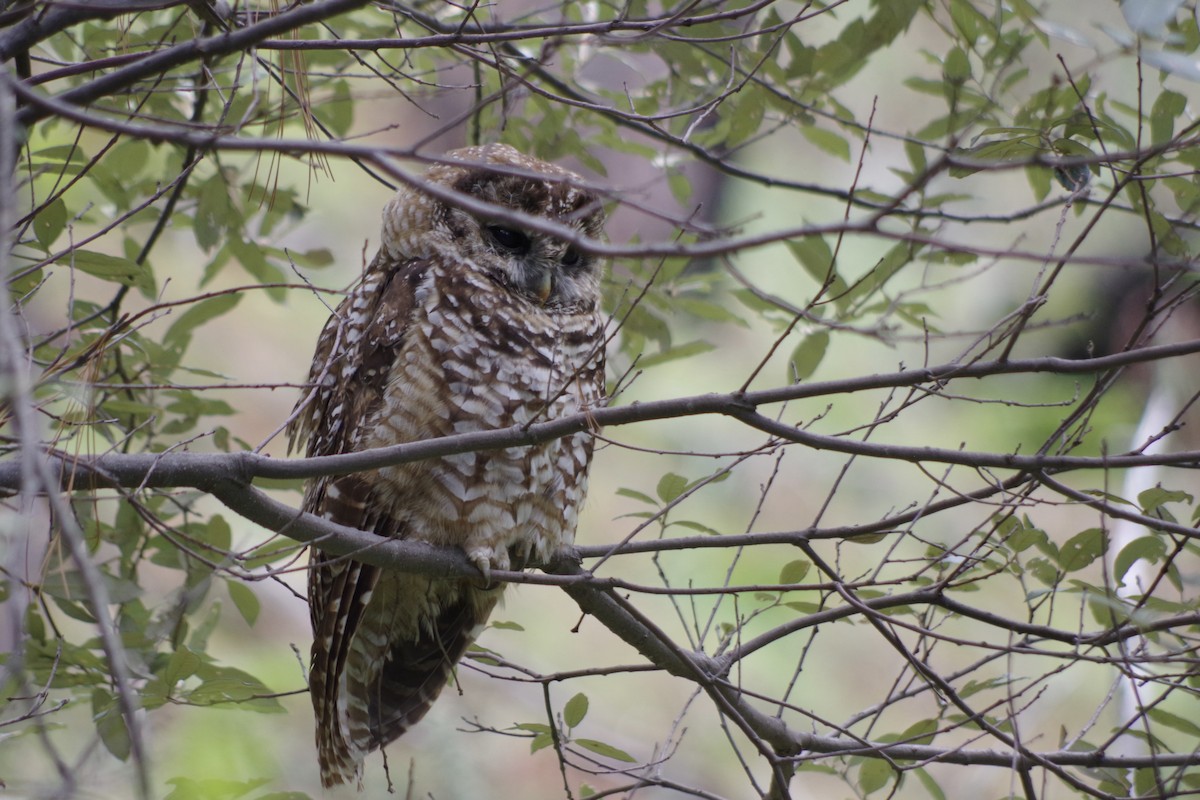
[314,580,501,788]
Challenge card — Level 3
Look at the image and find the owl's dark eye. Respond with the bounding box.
[486,225,531,254]
[561,246,582,268]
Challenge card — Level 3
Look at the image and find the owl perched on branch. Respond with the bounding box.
[287,144,607,788]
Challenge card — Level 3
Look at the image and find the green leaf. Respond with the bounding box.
[667,172,691,205]
[574,738,636,762]
[1026,164,1052,201]
[675,295,746,325]
[530,732,554,753]
[1138,486,1193,515]
[786,237,849,306]
[41,569,143,604]
[949,0,988,44]
[187,665,284,712]
[1056,528,1107,572]
[858,759,893,794]
[801,126,851,161]
[914,766,948,800]
[951,136,1041,178]
[203,514,233,552]
[779,559,811,585]
[163,645,202,687]
[490,620,524,631]
[228,238,285,291]
[1026,557,1060,586]
[1114,536,1167,585]
[195,175,236,252]
[91,163,131,209]
[101,398,160,419]
[672,519,722,535]
[188,602,222,652]
[638,340,715,368]
[164,293,243,348]
[107,138,151,180]
[943,46,971,82]
[656,472,688,503]
[1083,489,1134,506]
[34,197,67,249]
[898,718,938,746]
[904,139,927,174]
[288,247,335,268]
[1003,520,1048,552]
[67,250,149,289]
[92,688,131,761]
[563,692,589,728]
[227,581,260,626]
[616,487,657,506]
[163,777,270,800]
[789,330,828,380]
[733,287,788,315]
[1148,706,1200,737]
[325,79,355,137]
[843,241,919,307]
[725,90,765,146]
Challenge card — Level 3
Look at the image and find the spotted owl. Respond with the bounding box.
[287,144,607,788]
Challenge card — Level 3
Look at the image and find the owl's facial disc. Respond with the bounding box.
[408,154,606,311]
[485,222,583,307]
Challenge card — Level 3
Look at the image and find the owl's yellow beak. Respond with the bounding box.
[531,269,553,304]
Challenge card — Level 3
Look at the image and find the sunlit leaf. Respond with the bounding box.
[563,693,589,728]
[491,620,525,631]
[575,738,636,763]
[656,472,688,503]
[857,759,893,794]
[616,487,657,506]
[801,126,851,161]
[779,559,811,585]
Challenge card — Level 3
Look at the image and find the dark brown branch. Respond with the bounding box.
[10,340,1200,498]
[0,1,196,61]
[8,77,1197,272]
[11,0,373,128]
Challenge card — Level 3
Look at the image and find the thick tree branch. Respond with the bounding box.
[9,339,1200,502]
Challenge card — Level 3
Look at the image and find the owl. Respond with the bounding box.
[287,144,607,788]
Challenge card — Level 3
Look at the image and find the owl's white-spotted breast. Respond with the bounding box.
[287,144,607,788]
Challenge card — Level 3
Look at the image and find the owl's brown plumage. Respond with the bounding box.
[288,144,606,788]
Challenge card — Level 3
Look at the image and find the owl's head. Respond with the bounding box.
[382,143,606,312]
